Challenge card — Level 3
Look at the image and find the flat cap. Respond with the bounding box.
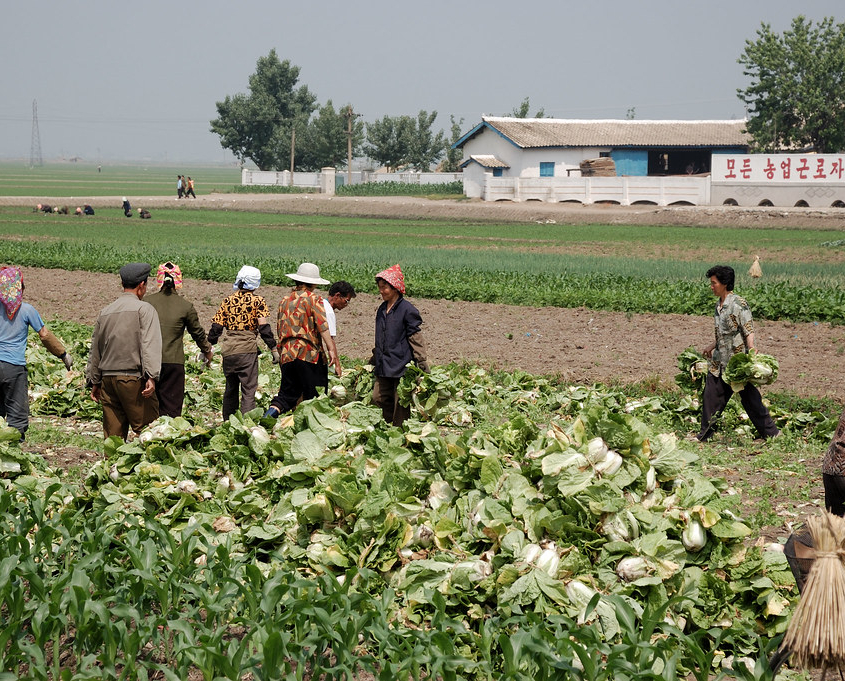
[120,262,152,288]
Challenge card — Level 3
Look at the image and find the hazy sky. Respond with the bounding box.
[2,0,841,163]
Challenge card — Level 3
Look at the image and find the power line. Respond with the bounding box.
[30,99,43,168]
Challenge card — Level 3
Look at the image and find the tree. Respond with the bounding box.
[440,115,465,173]
[738,16,845,153]
[297,101,364,171]
[364,115,415,171]
[210,50,317,170]
[406,110,446,171]
[510,97,545,118]
[365,111,447,172]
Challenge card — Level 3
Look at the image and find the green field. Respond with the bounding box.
[2,204,845,322]
[0,161,241,196]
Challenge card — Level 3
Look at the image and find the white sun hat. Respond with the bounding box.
[287,262,329,285]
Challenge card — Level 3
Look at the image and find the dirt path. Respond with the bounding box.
[20,266,845,402]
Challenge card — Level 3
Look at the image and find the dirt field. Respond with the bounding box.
[11,193,845,402]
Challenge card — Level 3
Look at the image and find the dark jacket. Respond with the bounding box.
[373,296,426,378]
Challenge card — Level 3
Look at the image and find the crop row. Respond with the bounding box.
[3,234,845,323]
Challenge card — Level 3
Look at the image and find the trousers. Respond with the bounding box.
[698,372,780,441]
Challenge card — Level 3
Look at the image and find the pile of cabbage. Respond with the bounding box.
[62,363,795,649]
[723,349,779,393]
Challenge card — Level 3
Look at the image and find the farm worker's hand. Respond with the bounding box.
[702,343,716,359]
[203,349,213,366]
[91,384,101,403]
[61,352,73,370]
[271,349,281,364]
[141,378,156,398]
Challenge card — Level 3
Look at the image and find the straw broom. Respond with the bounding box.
[781,511,845,672]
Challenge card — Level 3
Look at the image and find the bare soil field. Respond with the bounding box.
[11,194,845,402]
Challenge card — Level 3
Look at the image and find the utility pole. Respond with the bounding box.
[30,99,43,168]
[345,106,362,185]
[290,128,296,185]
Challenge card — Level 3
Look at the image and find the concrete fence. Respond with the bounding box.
[479,175,710,206]
[240,168,462,189]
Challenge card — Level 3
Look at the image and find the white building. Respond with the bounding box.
[454,117,750,204]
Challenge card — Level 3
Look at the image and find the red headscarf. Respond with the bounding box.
[375,264,405,294]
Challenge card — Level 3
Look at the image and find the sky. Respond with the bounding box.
[1,0,841,164]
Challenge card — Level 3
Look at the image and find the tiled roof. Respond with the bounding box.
[478,117,750,148]
[464,154,510,168]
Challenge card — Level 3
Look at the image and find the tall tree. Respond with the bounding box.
[210,50,317,170]
[298,101,364,171]
[738,16,845,153]
[440,115,465,173]
[364,115,415,171]
[406,110,446,171]
[510,97,545,118]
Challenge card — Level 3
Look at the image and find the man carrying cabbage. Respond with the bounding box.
[696,265,780,442]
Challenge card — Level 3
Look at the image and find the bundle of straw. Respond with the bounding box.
[782,511,845,670]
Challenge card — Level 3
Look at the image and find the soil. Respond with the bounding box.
[13,192,845,403]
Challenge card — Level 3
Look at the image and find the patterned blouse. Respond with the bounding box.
[210,290,270,331]
[709,292,754,375]
[277,289,329,365]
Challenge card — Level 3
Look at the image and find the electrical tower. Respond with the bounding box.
[30,99,43,168]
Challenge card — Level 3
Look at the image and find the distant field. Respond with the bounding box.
[2,205,845,321]
[0,162,241,196]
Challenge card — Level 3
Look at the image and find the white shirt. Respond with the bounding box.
[323,298,337,337]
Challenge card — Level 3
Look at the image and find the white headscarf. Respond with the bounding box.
[233,265,261,291]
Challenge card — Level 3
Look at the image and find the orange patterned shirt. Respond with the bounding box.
[276,289,328,365]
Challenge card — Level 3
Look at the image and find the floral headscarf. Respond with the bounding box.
[0,267,23,320]
[375,264,405,294]
[156,262,183,290]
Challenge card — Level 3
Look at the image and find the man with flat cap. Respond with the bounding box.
[86,262,162,439]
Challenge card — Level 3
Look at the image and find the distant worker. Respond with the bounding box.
[0,266,73,438]
[54,205,69,215]
[86,262,162,440]
[75,205,95,216]
[35,203,53,214]
[139,209,152,219]
[122,197,132,217]
[176,175,184,199]
[185,176,196,199]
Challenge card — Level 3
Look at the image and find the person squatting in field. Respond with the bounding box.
[144,262,213,418]
[86,262,162,440]
[207,265,277,419]
[696,265,779,442]
[264,263,337,418]
[0,266,73,437]
[370,264,429,427]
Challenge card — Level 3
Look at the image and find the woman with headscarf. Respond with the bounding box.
[0,266,72,437]
[144,262,213,418]
[370,264,429,427]
[207,265,278,419]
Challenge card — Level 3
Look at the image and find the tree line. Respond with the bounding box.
[209,50,465,173]
[212,18,845,172]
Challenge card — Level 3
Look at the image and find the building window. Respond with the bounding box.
[599,151,611,158]
[540,162,555,177]
[493,168,503,177]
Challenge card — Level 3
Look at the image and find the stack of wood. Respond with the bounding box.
[579,157,617,177]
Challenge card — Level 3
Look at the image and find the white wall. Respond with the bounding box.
[460,127,608,177]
